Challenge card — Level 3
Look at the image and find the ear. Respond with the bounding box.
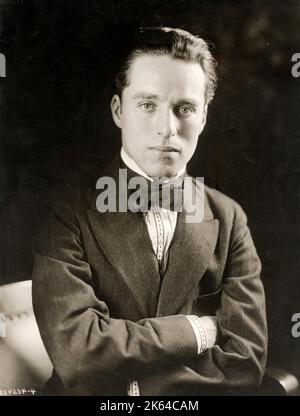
[202,103,208,127]
[111,94,122,128]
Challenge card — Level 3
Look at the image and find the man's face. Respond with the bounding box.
[111,54,208,177]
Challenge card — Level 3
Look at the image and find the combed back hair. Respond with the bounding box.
[114,27,218,105]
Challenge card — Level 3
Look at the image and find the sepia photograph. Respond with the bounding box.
[0,0,299,400]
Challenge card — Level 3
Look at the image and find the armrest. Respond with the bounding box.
[259,368,300,396]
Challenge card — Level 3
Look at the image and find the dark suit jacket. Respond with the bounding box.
[32,157,267,395]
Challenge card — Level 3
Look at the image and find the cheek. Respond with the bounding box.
[122,115,140,145]
[179,121,201,157]
[179,120,202,142]
[123,109,151,137]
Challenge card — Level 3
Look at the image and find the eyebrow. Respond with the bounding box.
[132,92,160,100]
[176,98,200,107]
[132,93,201,106]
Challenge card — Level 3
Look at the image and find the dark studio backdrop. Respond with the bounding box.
[0,0,300,380]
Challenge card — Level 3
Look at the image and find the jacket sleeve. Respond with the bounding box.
[32,200,198,390]
[139,202,268,394]
[196,203,267,389]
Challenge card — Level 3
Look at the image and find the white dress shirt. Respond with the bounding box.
[120,147,217,396]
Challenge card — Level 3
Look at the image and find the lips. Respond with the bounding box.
[149,146,180,152]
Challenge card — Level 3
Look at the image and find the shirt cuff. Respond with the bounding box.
[127,379,140,396]
[185,315,208,354]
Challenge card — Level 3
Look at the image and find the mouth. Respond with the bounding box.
[149,146,180,153]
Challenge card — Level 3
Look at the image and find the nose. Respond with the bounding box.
[156,108,177,139]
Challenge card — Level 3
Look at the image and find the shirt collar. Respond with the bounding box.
[120,147,186,183]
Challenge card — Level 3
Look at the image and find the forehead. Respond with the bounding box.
[125,54,206,100]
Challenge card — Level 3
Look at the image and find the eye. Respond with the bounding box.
[138,102,156,112]
[177,106,195,116]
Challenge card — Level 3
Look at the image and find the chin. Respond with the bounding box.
[147,164,179,178]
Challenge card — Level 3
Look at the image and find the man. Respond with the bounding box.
[32,27,267,395]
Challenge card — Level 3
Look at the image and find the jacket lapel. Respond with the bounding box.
[87,157,161,318]
[156,185,219,317]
